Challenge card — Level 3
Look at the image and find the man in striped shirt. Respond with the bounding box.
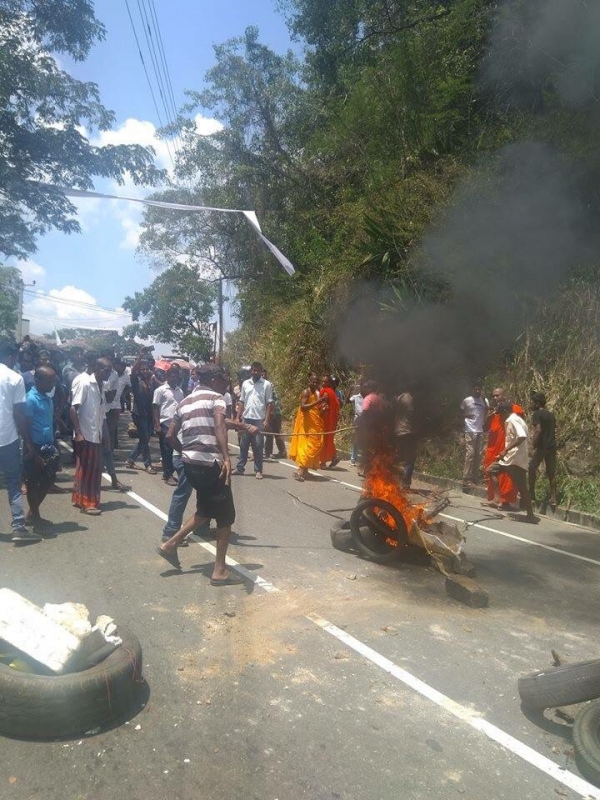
[156,363,254,585]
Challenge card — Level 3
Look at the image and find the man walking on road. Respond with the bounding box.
[105,358,129,451]
[486,401,537,523]
[153,364,184,486]
[483,387,524,509]
[23,365,61,529]
[461,382,487,491]
[529,392,558,511]
[126,349,156,474]
[157,363,245,585]
[71,357,111,515]
[0,342,41,544]
[263,369,286,460]
[235,361,272,480]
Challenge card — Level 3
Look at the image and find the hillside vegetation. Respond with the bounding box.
[139,0,600,512]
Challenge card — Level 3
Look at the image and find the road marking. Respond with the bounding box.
[307,612,600,800]
[58,440,279,593]
[268,454,600,567]
[124,486,280,593]
[441,512,600,568]
[61,439,599,795]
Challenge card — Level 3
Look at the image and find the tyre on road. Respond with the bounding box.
[0,626,143,740]
[518,658,600,711]
[349,498,407,564]
[330,519,355,553]
[573,699,600,786]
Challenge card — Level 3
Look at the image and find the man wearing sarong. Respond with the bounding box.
[289,373,326,481]
[71,357,111,515]
[319,374,340,469]
[484,387,524,509]
[486,402,537,523]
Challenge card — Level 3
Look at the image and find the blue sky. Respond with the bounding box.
[17,0,294,349]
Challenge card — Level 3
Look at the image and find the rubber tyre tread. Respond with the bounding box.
[518,658,600,711]
[350,499,406,564]
[330,520,354,552]
[573,700,600,786]
[0,626,142,739]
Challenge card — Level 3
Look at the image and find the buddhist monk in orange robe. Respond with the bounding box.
[319,374,341,468]
[484,387,524,507]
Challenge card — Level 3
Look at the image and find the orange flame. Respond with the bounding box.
[362,452,427,534]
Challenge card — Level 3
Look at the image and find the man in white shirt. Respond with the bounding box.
[486,401,537,523]
[70,357,111,515]
[460,383,488,490]
[0,342,41,543]
[105,358,129,450]
[234,361,273,480]
[152,364,184,485]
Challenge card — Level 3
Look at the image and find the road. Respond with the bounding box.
[2,430,600,800]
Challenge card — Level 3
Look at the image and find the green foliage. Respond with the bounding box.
[0,266,21,337]
[123,264,217,361]
[0,0,163,259]
[138,1,600,511]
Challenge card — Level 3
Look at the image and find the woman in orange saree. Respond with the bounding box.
[289,373,326,481]
[319,374,341,468]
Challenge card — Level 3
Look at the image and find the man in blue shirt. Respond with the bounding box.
[23,365,61,528]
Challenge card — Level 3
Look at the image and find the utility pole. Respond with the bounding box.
[217,277,224,365]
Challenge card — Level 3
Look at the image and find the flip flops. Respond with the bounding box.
[156,546,182,570]
[210,571,245,587]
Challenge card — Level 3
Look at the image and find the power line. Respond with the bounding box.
[26,313,124,329]
[147,0,183,152]
[137,0,171,128]
[23,289,129,317]
[139,0,183,160]
[124,0,175,168]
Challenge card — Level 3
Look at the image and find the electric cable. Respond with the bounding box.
[124,0,175,168]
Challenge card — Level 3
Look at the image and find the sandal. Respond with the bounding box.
[156,546,182,570]
[293,472,305,482]
[80,507,101,516]
[145,466,157,475]
[125,460,136,469]
[210,571,245,586]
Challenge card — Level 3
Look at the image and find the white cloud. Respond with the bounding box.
[24,285,133,336]
[194,114,223,137]
[92,117,174,172]
[75,115,224,249]
[16,259,46,286]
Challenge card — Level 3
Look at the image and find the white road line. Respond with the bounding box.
[441,512,600,568]
[268,453,600,567]
[59,440,279,592]
[307,612,600,800]
[125,486,280,593]
[60,439,600,795]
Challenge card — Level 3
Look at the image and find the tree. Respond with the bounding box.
[0,266,21,337]
[0,0,164,259]
[122,265,218,360]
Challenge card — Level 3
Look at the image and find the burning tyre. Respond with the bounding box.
[350,498,408,563]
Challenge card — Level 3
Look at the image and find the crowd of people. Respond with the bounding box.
[461,383,557,523]
[0,336,557,570]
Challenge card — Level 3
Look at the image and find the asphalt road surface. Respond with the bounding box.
[2,430,600,800]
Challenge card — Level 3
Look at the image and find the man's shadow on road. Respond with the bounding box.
[159,561,264,595]
[1,521,88,544]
